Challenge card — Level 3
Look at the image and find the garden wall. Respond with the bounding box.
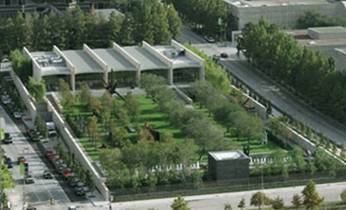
[46,98,110,201]
[9,70,37,120]
[269,122,317,154]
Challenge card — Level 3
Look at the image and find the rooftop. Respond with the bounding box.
[95,8,123,20]
[93,48,136,72]
[297,38,346,47]
[224,0,330,8]
[308,26,346,34]
[209,151,248,161]
[155,45,201,69]
[31,51,70,76]
[336,48,346,55]
[124,46,169,70]
[62,50,103,74]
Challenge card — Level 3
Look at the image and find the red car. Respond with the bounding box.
[45,149,57,161]
[63,168,74,178]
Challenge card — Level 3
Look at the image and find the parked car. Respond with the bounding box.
[204,36,215,43]
[68,177,80,187]
[24,175,35,184]
[4,156,13,168]
[45,149,56,160]
[28,131,41,142]
[74,188,85,196]
[3,133,13,144]
[220,52,228,58]
[43,170,53,179]
[13,111,23,120]
[68,206,77,210]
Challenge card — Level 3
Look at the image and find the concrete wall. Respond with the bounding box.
[173,86,193,105]
[23,47,42,81]
[112,42,141,70]
[142,41,173,67]
[269,122,316,154]
[46,99,110,201]
[9,71,37,120]
[334,49,346,73]
[53,46,75,74]
[83,44,109,72]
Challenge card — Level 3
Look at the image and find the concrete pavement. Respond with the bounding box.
[112,181,346,210]
[176,25,206,44]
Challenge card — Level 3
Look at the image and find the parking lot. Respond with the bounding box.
[0,105,71,207]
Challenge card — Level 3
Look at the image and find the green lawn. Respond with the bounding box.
[136,95,184,140]
[194,104,285,155]
[72,95,186,161]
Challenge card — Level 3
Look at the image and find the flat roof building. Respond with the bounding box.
[224,0,344,29]
[24,40,205,91]
[208,151,250,180]
[232,26,346,72]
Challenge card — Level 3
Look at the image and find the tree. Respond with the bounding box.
[119,13,135,45]
[108,121,128,148]
[291,194,302,209]
[166,4,181,38]
[271,196,284,210]
[106,11,124,44]
[302,180,324,210]
[79,82,92,104]
[290,146,306,172]
[237,198,245,210]
[340,190,346,203]
[9,49,32,82]
[250,192,271,210]
[124,92,140,122]
[171,197,190,210]
[27,77,46,102]
[35,115,48,138]
[87,116,99,148]
[224,203,232,210]
[58,79,74,109]
[151,2,171,44]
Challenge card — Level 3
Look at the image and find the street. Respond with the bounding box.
[0,105,70,210]
[112,181,346,210]
[219,58,346,146]
[190,40,346,146]
[176,25,206,44]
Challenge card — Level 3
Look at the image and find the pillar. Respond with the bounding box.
[70,73,75,92]
[168,68,173,85]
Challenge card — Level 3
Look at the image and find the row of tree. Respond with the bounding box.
[166,0,235,39]
[296,11,346,29]
[191,81,264,141]
[187,45,231,93]
[141,74,236,159]
[238,18,346,123]
[171,181,325,210]
[0,0,181,55]
[58,80,202,189]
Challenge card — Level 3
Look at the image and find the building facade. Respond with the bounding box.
[224,0,343,29]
